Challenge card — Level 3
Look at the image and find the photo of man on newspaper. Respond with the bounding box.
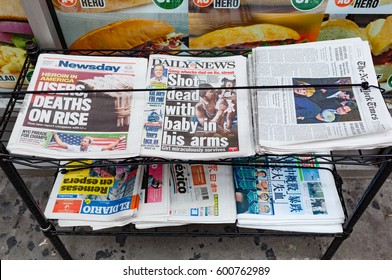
[293,77,360,124]
[149,64,168,87]
[50,132,126,153]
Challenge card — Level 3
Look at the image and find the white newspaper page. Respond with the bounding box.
[236,222,343,234]
[252,38,392,153]
[131,164,170,223]
[57,217,132,230]
[134,221,187,230]
[8,53,147,159]
[168,164,236,224]
[44,161,143,222]
[169,163,214,208]
[140,54,254,160]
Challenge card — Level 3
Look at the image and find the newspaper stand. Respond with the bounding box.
[1,49,392,260]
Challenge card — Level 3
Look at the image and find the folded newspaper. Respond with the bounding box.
[7,54,148,159]
[134,163,237,229]
[251,38,392,154]
[57,163,170,230]
[44,161,144,223]
[140,54,255,160]
[233,155,345,233]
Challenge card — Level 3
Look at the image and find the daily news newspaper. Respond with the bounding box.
[251,38,392,154]
[44,161,144,222]
[234,156,345,228]
[140,54,254,160]
[7,54,147,159]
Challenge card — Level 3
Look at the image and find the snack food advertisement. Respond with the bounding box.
[0,0,35,90]
[50,0,328,50]
[51,0,189,50]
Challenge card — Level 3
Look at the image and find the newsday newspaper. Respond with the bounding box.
[7,53,148,159]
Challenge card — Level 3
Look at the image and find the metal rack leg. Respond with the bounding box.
[321,155,392,260]
[0,160,72,260]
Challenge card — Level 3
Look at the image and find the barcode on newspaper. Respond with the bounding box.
[201,187,209,200]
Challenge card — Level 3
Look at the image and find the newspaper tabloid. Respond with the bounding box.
[58,163,170,230]
[134,164,237,229]
[131,163,170,222]
[44,161,144,222]
[234,156,345,232]
[140,54,254,160]
[251,38,392,154]
[7,54,148,159]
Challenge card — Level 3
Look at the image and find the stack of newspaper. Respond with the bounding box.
[56,163,171,230]
[7,52,255,160]
[233,155,345,233]
[46,163,236,230]
[8,38,391,159]
[44,161,144,229]
[133,164,237,229]
[250,38,392,154]
[139,54,255,160]
[7,54,148,159]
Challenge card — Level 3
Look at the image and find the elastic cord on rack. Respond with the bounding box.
[8,81,378,96]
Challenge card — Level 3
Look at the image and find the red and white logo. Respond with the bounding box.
[193,0,213,8]
[335,0,353,7]
[57,0,77,7]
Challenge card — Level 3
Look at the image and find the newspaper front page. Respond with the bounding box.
[234,156,345,227]
[140,54,254,160]
[131,163,170,222]
[45,161,144,222]
[168,164,236,223]
[7,54,148,159]
[63,164,170,230]
[134,164,237,229]
[252,38,392,154]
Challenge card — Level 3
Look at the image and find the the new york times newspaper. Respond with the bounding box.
[251,38,392,154]
[140,54,254,160]
[7,54,147,159]
[44,161,144,223]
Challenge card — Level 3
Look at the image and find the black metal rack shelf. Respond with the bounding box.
[1,49,392,260]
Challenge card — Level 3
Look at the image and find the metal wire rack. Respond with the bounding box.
[1,48,391,260]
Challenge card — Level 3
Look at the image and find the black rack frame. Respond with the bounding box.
[1,49,392,260]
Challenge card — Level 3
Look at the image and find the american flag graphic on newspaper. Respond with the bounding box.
[48,132,126,151]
